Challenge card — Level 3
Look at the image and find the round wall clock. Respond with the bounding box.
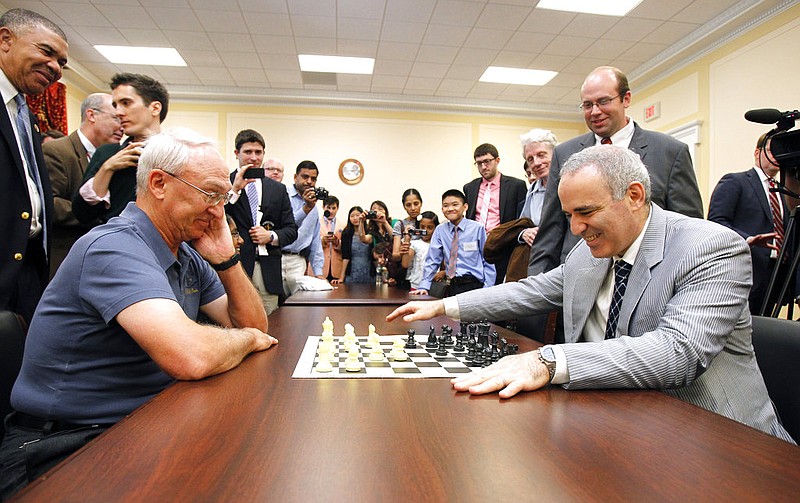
[339,158,364,185]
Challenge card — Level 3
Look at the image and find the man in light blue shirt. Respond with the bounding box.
[281,160,324,296]
[417,189,495,296]
[518,128,557,246]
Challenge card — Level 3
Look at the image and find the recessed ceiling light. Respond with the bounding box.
[479,67,557,86]
[94,45,187,66]
[536,0,643,16]
[298,55,374,75]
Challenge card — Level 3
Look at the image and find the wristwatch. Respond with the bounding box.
[537,345,557,383]
[211,253,241,272]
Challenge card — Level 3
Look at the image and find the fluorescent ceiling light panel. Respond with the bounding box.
[536,0,643,16]
[298,55,374,74]
[479,67,557,86]
[94,45,186,66]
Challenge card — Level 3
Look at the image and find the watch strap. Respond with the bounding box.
[212,252,241,271]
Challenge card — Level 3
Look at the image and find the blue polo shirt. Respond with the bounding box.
[11,203,225,425]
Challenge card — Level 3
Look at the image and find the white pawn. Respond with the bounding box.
[390,338,408,361]
[345,344,361,372]
[368,344,385,362]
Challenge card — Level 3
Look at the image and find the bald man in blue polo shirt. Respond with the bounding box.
[0,128,278,499]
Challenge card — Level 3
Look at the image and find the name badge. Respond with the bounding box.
[463,241,478,252]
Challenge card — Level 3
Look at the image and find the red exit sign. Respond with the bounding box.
[644,102,661,122]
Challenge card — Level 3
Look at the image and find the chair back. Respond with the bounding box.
[751,316,800,443]
[0,311,26,438]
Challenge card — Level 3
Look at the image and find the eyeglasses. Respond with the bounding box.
[579,94,621,111]
[90,108,121,123]
[474,158,497,167]
[266,166,283,173]
[162,170,232,206]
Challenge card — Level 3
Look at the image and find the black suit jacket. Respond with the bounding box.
[463,173,527,224]
[708,167,796,313]
[0,92,53,317]
[225,176,297,296]
[528,123,703,276]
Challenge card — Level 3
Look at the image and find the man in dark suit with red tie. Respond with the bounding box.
[463,143,527,284]
[708,132,798,314]
[225,129,297,314]
[0,9,68,324]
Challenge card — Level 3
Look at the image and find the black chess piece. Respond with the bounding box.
[499,338,508,358]
[472,341,485,366]
[405,329,417,349]
[435,335,448,356]
[459,320,468,338]
[426,325,437,348]
[453,333,465,353]
[465,338,475,361]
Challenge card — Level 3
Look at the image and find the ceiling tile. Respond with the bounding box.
[416,45,459,64]
[377,42,419,61]
[78,26,128,46]
[504,31,556,53]
[148,7,204,31]
[605,17,664,42]
[236,0,288,13]
[445,64,484,80]
[195,10,248,33]
[437,78,475,93]
[95,5,157,29]
[336,39,379,57]
[288,0,335,17]
[580,38,633,60]
[119,29,171,46]
[463,28,514,50]
[476,3,531,31]
[211,33,256,53]
[338,18,382,42]
[267,70,302,84]
[220,51,261,68]
[646,21,701,45]
[404,76,440,92]
[179,50,223,66]
[371,74,406,89]
[48,2,108,26]
[163,30,215,51]
[560,14,618,39]
[291,15,337,39]
[430,0,485,27]
[385,0,436,23]
[629,0,694,21]
[372,59,413,76]
[382,21,429,44]
[244,13,293,36]
[454,47,498,66]
[422,24,471,47]
[295,37,337,54]
[259,53,300,71]
[672,0,742,24]
[491,51,534,68]
[338,0,386,20]
[410,61,450,79]
[541,35,596,58]
[530,53,572,72]
[229,68,267,83]
[250,35,296,55]
[619,42,669,63]
[519,8,575,35]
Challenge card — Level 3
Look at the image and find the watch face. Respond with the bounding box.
[541,346,556,362]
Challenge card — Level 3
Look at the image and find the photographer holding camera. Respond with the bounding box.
[281,160,326,296]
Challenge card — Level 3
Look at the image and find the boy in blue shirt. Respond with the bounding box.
[415,189,496,297]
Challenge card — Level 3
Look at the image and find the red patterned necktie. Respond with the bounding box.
[601,137,612,145]
[768,178,784,251]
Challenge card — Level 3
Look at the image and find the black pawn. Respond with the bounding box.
[453,333,465,353]
[405,329,417,349]
[435,335,448,356]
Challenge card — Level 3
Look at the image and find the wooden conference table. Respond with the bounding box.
[12,306,800,502]
[283,282,435,306]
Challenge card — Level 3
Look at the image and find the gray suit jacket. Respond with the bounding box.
[529,123,703,275]
[457,204,792,441]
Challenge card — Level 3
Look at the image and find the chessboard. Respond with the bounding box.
[291,334,477,379]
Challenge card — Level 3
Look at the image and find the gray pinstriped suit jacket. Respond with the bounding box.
[457,204,793,442]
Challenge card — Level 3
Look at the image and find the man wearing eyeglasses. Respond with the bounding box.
[464,143,527,284]
[0,128,278,499]
[225,130,297,314]
[71,72,168,227]
[42,93,123,276]
[528,66,703,282]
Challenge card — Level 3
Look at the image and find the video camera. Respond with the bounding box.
[745,108,800,178]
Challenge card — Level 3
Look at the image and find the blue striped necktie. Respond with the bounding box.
[247,182,259,226]
[605,260,632,339]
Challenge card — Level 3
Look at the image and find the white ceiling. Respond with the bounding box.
[3,0,796,119]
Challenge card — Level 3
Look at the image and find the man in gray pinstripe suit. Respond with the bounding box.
[388,145,793,442]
